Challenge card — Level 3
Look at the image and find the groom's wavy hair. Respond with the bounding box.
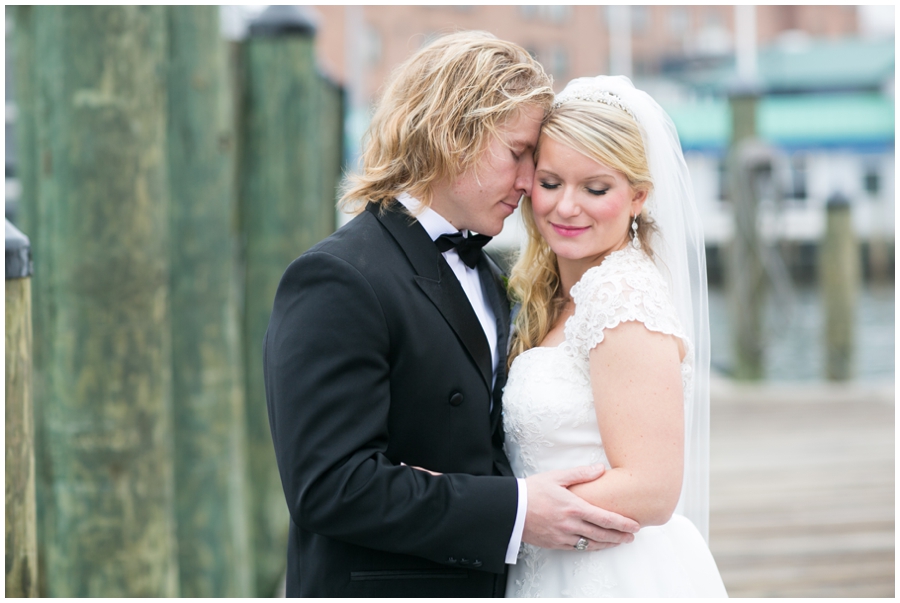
[508,100,657,366]
[339,31,554,213]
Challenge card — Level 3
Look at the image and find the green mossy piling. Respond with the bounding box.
[166,6,253,596]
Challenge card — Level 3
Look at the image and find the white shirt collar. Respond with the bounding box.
[396,192,462,242]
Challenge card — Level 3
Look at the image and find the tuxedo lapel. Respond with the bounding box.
[478,255,510,431]
[369,203,493,391]
[414,271,493,390]
[477,255,510,366]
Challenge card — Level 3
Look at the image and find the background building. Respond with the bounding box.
[310,5,860,96]
[666,36,895,281]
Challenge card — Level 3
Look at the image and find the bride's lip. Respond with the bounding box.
[551,223,590,237]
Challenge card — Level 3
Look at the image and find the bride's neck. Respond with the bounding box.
[557,258,592,297]
[556,243,629,294]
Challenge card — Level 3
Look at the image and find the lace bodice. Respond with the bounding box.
[563,247,691,363]
[502,246,694,597]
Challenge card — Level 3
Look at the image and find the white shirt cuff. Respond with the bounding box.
[505,478,528,564]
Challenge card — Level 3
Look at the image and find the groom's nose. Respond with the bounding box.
[515,157,535,196]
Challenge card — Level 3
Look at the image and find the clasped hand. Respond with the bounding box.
[522,464,639,552]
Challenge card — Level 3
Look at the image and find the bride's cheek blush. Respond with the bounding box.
[596,200,625,220]
[588,197,629,225]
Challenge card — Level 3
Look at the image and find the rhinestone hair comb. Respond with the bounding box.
[552,87,636,121]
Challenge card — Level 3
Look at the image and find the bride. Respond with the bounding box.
[502,76,727,597]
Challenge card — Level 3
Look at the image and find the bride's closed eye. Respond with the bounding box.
[539,181,561,190]
[586,187,608,196]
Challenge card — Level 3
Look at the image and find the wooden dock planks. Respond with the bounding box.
[708,380,894,598]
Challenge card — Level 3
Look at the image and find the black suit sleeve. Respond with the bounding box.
[264,251,518,573]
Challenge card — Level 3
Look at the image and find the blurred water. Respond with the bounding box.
[708,284,895,382]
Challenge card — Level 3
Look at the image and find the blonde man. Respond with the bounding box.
[264,32,638,598]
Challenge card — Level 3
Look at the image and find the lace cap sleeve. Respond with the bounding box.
[564,247,689,358]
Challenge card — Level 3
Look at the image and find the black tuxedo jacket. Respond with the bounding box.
[264,201,519,597]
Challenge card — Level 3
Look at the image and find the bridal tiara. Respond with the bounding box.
[552,88,636,121]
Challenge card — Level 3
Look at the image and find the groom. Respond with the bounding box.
[263,31,638,598]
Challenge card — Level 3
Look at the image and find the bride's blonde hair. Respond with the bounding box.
[508,100,657,367]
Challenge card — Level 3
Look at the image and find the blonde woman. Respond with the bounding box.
[503,76,727,597]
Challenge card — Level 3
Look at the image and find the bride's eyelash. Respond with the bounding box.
[539,181,609,195]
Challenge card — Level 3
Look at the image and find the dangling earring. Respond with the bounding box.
[631,214,642,250]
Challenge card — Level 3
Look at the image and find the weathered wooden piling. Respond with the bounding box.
[23,7,179,596]
[238,6,339,595]
[166,6,253,596]
[820,193,859,381]
[316,76,345,235]
[725,88,767,380]
[6,221,38,598]
[10,7,51,594]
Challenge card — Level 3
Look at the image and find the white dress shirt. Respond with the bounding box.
[397,193,526,565]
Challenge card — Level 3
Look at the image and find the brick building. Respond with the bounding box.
[310,5,860,98]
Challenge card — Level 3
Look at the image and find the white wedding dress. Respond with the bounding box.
[503,246,727,598]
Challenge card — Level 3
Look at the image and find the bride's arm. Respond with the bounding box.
[568,320,684,527]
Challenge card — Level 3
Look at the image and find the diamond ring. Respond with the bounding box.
[574,537,589,551]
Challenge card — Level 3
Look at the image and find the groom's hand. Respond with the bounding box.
[522,464,640,551]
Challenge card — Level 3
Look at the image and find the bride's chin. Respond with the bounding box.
[547,245,581,260]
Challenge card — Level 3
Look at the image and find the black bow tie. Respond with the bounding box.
[434,232,492,269]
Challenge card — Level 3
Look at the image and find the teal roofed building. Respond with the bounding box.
[670,36,894,96]
[652,36,894,278]
[667,93,894,154]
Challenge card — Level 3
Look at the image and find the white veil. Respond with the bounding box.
[555,76,712,541]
